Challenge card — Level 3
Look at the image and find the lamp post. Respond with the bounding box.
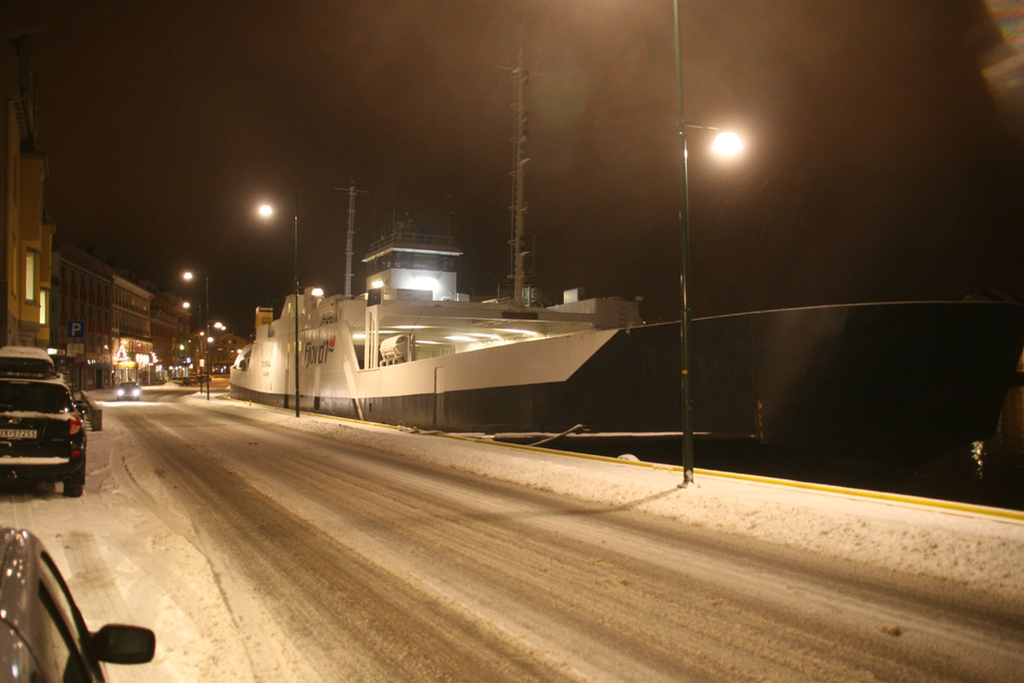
[673,1,743,486]
[176,299,191,380]
[258,194,301,418]
[182,271,211,400]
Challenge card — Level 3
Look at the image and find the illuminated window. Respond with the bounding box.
[39,289,49,324]
[25,249,39,303]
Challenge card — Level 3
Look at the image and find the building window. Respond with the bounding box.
[25,249,39,303]
[39,289,49,325]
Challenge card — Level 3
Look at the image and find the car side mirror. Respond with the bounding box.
[91,624,156,664]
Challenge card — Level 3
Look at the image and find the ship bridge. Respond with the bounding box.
[362,220,463,303]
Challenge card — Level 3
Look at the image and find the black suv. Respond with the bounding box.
[0,527,155,681]
[0,346,87,497]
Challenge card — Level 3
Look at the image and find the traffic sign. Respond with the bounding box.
[67,320,85,339]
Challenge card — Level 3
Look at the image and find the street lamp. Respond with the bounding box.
[176,300,192,378]
[258,195,301,418]
[182,271,211,400]
[673,1,742,486]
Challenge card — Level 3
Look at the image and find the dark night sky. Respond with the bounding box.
[3,0,1022,335]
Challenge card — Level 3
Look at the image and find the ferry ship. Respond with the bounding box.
[229,225,1024,466]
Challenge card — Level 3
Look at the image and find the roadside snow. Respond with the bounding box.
[215,394,1024,602]
[3,387,1023,682]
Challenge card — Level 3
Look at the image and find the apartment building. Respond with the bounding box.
[53,244,114,389]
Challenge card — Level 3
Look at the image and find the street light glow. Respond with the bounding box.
[183,271,194,280]
[712,132,744,156]
[258,204,273,217]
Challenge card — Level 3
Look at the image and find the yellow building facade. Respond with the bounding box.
[3,35,52,348]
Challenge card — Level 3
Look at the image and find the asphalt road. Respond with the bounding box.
[108,387,1024,682]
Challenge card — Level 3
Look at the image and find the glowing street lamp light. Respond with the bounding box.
[258,195,302,418]
[672,2,743,487]
[711,131,743,156]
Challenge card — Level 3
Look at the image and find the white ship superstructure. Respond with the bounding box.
[232,224,645,431]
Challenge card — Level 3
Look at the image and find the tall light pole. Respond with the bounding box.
[673,1,742,486]
[258,195,301,418]
[182,271,211,400]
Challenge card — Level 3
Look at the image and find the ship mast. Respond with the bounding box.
[335,176,367,299]
[508,47,530,309]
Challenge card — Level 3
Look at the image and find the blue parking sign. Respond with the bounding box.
[68,320,85,339]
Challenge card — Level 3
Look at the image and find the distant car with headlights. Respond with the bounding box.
[0,346,86,497]
[0,527,155,682]
[114,382,141,401]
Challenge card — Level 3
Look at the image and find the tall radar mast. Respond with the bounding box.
[335,177,368,299]
[508,47,530,309]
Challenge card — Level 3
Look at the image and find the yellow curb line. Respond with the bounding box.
[223,397,1024,524]
[698,469,1024,523]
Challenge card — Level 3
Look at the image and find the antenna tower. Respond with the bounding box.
[334,177,368,299]
[508,47,530,309]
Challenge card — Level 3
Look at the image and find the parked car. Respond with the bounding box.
[114,382,141,401]
[0,527,155,681]
[0,346,87,497]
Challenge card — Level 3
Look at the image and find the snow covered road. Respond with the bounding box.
[3,386,1023,682]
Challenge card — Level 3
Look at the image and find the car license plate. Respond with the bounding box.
[0,429,36,439]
